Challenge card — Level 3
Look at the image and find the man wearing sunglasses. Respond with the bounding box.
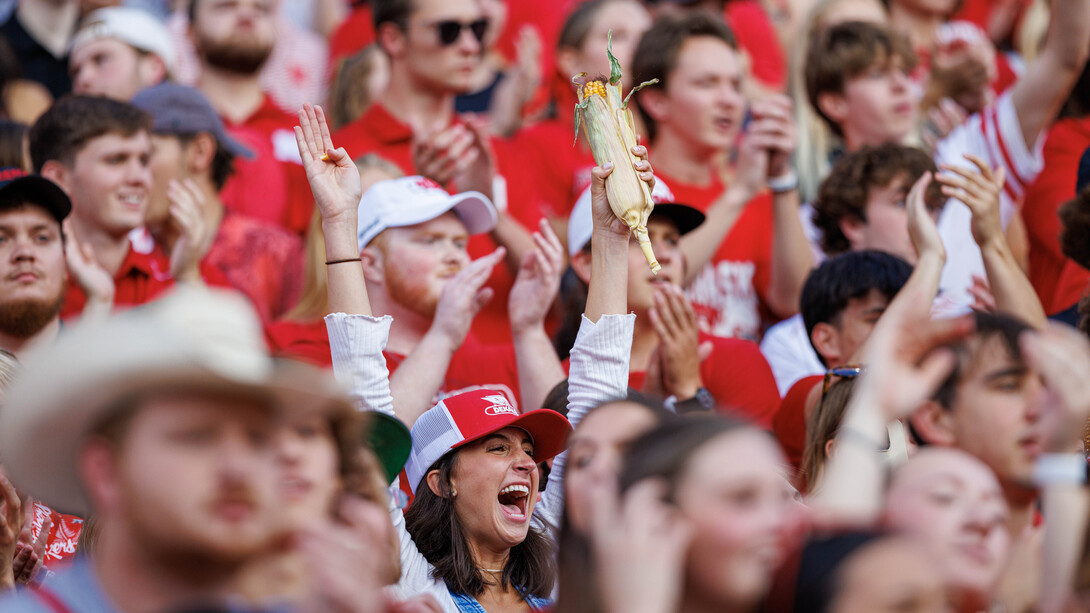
[334,0,544,347]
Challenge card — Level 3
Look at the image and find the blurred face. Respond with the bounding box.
[396,0,486,94]
[146,134,189,228]
[676,429,799,610]
[66,132,152,238]
[838,56,916,149]
[274,414,342,530]
[820,289,890,365]
[830,538,949,613]
[945,337,1043,487]
[627,217,683,313]
[446,427,539,552]
[817,0,889,30]
[569,0,651,89]
[0,206,65,337]
[70,39,156,101]
[374,212,471,319]
[885,449,1011,608]
[847,176,919,263]
[649,36,744,152]
[565,402,659,533]
[192,0,277,74]
[109,393,278,566]
[891,0,958,32]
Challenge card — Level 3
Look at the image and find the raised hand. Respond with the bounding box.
[295,103,361,225]
[648,284,712,401]
[587,474,691,613]
[748,95,796,181]
[0,474,23,590]
[591,145,655,240]
[430,249,506,348]
[508,220,565,333]
[936,153,1005,247]
[1020,323,1090,453]
[297,496,392,613]
[166,178,210,283]
[12,501,48,586]
[62,219,114,315]
[906,171,945,262]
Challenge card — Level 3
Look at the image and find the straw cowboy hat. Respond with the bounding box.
[0,286,363,516]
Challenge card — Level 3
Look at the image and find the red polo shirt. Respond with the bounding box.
[60,245,176,319]
[220,95,314,236]
[773,375,823,469]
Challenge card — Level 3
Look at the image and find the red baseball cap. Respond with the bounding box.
[404,389,572,494]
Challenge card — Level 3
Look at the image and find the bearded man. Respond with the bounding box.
[189,0,314,236]
[0,169,73,358]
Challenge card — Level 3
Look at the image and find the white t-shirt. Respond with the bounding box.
[933,91,1043,315]
[760,313,825,396]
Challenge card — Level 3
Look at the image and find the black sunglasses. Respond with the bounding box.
[430,18,489,46]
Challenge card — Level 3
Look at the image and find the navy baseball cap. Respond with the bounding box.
[0,168,71,224]
[131,83,254,159]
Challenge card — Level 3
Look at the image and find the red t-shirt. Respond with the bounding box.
[628,334,781,427]
[772,375,822,469]
[724,0,787,91]
[30,501,83,566]
[205,213,305,322]
[220,96,314,236]
[60,245,175,319]
[1022,116,1090,314]
[328,5,375,69]
[652,167,775,340]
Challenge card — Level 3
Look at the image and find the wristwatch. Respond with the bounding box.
[767,170,799,194]
[672,388,716,414]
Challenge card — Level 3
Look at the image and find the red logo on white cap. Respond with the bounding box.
[482,395,518,417]
[414,177,442,190]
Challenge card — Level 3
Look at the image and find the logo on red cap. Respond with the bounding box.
[482,394,518,417]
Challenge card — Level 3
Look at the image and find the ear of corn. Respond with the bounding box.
[573,31,661,274]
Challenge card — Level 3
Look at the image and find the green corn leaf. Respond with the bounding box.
[622,78,659,110]
[607,30,622,86]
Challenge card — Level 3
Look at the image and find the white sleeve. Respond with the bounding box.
[325,313,457,612]
[325,312,397,417]
[534,313,635,535]
[759,315,826,396]
[933,92,1044,315]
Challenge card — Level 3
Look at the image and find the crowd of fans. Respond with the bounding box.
[0,0,1085,611]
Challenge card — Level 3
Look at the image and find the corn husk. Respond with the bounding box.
[573,31,660,273]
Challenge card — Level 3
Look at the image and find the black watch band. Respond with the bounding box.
[674,388,716,414]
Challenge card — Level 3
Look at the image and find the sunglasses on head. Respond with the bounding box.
[822,364,864,398]
[431,18,489,46]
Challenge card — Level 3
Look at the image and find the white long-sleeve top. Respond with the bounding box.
[326,312,634,613]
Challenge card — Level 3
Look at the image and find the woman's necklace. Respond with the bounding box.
[479,568,504,573]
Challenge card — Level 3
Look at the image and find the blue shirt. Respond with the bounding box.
[0,557,115,613]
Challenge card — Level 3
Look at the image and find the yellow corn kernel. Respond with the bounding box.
[583,80,607,99]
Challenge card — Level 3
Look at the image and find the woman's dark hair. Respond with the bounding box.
[764,529,887,613]
[1059,56,1090,119]
[0,120,28,169]
[554,399,676,613]
[404,450,555,600]
[554,267,590,360]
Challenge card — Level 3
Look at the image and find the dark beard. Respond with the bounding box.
[196,34,273,75]
[0,295,63,339]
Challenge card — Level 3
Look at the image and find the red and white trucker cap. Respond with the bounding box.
[356,176,497,249]
[405,389,572,494]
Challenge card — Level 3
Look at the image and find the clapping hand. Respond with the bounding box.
[508,220,565,334]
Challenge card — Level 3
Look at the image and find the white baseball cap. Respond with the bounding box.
[566,176,705,256]
[71,7,176,75]
[356,176,497,249]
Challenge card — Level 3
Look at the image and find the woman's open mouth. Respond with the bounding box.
[497,484,530,521]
